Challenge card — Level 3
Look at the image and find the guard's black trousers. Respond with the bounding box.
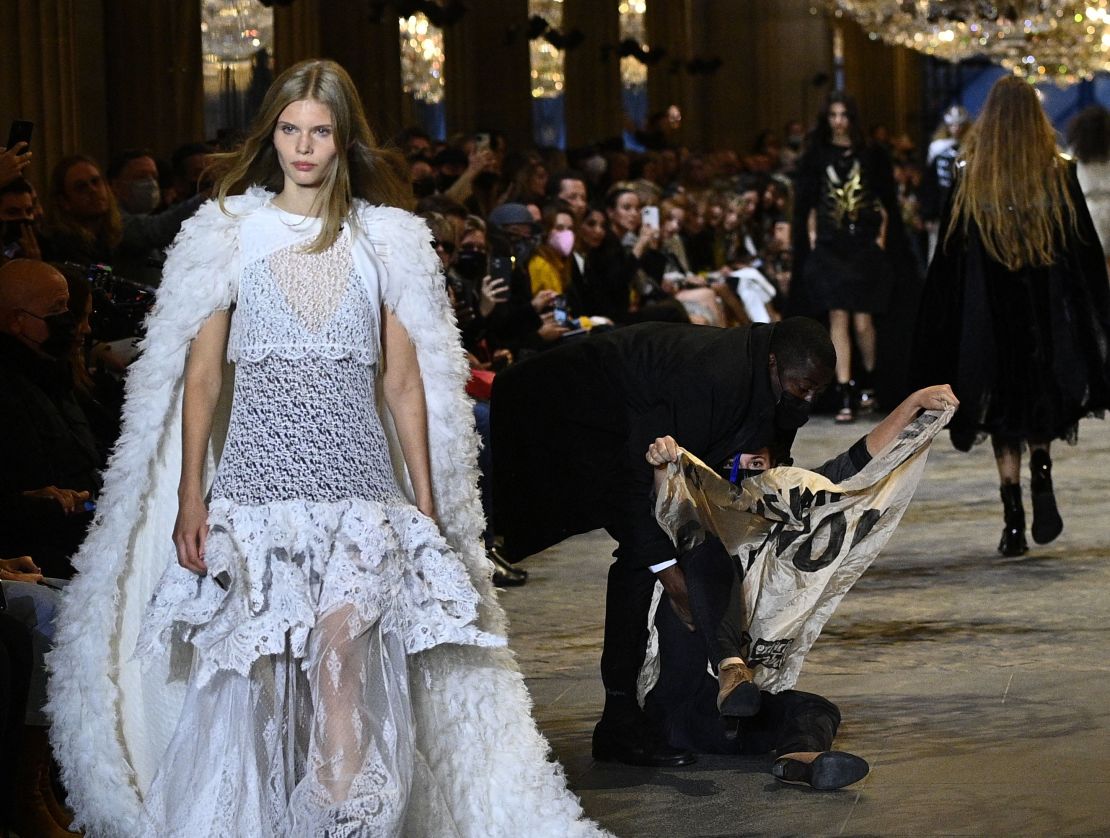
[645,538,841,755]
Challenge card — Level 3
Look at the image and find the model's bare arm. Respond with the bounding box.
[173,310,229,574]
[381,307,436,521]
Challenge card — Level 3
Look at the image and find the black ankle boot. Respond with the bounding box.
[1030,449,1063,544]
[998,483,1028,557]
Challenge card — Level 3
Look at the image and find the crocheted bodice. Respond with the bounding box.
[227,205,380,365]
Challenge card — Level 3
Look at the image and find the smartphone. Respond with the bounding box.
[474,132,491,152]
[6,119,33,151]
[641,205,660,229]
[489,254,513,285]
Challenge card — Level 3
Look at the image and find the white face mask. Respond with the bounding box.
[549,228,575,257]
[124,177,161,214]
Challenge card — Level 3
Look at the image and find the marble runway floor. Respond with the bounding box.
[499,414,1110,837]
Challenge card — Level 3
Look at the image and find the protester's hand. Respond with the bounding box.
[173,493,210,575]
[645,435,681,468]
[0,143,32,188]
[22,486,91,515]
[0,556,43,584]
[531,289,558,313]
[479,274,509,316]
[656,564,695,632]
[912,384,958,412]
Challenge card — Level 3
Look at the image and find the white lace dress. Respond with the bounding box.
[134,204,502,837]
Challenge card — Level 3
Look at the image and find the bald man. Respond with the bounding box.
[0,259,102,578]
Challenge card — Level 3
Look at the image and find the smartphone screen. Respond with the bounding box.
[641,205,660,229]
[6,120,33,150]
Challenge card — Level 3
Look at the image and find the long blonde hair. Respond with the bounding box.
[946,76,1076,270]
[212,59,412,252]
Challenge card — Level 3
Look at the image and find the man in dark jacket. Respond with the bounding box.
[0,259,102,578]
[491,317,835,766]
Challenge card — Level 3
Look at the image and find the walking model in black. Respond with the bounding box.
[912,76,1110,557]
[793,91,900,422]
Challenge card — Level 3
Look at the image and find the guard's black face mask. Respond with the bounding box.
[774,368,812,430]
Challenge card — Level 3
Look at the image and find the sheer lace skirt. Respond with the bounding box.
[143,607,417,837]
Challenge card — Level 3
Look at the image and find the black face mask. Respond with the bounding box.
[774,367,812,430]
[22,309,77,359]
[734,467,767,484]
[454,249,488,283]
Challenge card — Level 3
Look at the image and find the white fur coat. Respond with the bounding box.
[45,189,606,837]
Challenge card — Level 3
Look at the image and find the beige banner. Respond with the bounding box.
[651,407,952,693]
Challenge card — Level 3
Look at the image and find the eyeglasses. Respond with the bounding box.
[432,239,456,255]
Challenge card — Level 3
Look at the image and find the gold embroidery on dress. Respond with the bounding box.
[826,160,866,226]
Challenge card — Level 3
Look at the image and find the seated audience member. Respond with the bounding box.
[42,154,204,285]
[0,259,103,579]
[640,384,957,789]
[167,141,215,205]
[1,555,73,837]
[571,205,636,324]
[487,201,569,352]
[0,177,41,262]
[548,168,589,222]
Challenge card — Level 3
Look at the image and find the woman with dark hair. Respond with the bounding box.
[912,76,1110,557]
[48,59,602,836]
[793,91,899,422]
[1067,105,1110,261]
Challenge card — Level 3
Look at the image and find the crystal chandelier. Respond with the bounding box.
[827,1,1110,84]
[619,0,649,88]
[399,13,446,104]
[529,0,566,98]
[200,0,272,63]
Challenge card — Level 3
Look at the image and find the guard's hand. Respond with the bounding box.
[645,435,680,468]
[655,564,695,632]
[173,493,209,575]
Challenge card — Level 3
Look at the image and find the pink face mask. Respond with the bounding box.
[549,228,575,256]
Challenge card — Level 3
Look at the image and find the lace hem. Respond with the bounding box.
[135,497,504,687]
[227,343,378,365]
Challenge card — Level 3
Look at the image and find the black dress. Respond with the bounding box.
[794,142,897,314]
[911,162,1110,450]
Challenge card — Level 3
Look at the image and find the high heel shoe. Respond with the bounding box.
[998,483,1028,557]
[834,381,856,424]
[855,369,878,415]
[1030,449,1063,545]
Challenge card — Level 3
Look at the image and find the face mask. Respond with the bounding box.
[774,366,812,430]
[549,229,575,257]
[124,178,161,214]
[510,236,536,264]
[454,249,488,283]
[22,310,77,359]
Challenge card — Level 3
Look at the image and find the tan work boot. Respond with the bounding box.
[716,657,761,718]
